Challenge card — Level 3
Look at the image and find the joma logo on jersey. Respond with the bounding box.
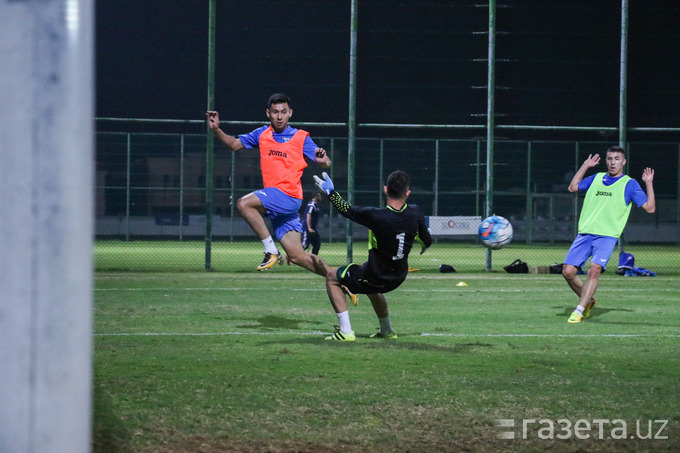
[595,190,612,197]
[268,149,288,158]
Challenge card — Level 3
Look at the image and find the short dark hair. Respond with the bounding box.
[607,145,625,157]
[268,93,291,109]
[386,170,410,199]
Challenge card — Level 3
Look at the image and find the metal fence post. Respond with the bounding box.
[525,141,533,244]
[485,0,496,272]
[346,0,359,264]
[379,139,385,207]
[180,133,185,241]
[328,138,335,243]
[125,133,131,241]
[572,142,580,236]
[434,140,440,217]
[205,0,216,270]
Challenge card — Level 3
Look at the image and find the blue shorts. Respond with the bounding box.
[254,187,303,240]
[564,234,618,271]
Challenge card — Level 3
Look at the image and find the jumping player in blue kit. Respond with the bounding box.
[314,170,432,341]
[207,93,333,275]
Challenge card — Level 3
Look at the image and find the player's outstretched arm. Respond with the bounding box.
[206,110,244,151]
[641,167,655,213]
[416,213,433,254]
[313,172,335,195]
[314,148,331,168]
[568,154,600,192]
[416,236,429,255]
[314,172,351,217]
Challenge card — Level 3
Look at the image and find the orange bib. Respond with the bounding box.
[258,127,309,199]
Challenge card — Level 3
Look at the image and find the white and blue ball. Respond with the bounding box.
[478,215,513,249]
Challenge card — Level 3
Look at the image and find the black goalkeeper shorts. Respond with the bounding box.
[336,263,406,295]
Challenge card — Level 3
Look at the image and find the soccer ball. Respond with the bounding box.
[478,215,513,249]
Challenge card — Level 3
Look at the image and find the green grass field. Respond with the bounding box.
[93,266,680,452]
[95,240,680,276]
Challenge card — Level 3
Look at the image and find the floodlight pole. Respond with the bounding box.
[485,0,496,272]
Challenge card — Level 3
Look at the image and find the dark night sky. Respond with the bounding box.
[95,0,680,134]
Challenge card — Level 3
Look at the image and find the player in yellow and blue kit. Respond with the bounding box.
[563,146,655,323]
[207,93,332,276]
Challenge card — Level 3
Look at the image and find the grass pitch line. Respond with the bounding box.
[94,287,327,292]
[420,333,680,338]
[94,286,678,293]
[95,331,327,336]
[94,331,680,338]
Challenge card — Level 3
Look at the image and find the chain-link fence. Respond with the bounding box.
[95,131,680,273]
[94,1,680,273]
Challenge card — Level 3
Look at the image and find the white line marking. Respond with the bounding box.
[94,287,327,292]
[95,274,680,282]
[95,331,326,336]
[94,287,679,292]
[94,331,680,338]
[420,333,680,338]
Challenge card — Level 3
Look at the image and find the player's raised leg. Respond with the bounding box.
[237,192,282,270]
[324,268,355,341]
[279,231,329,277]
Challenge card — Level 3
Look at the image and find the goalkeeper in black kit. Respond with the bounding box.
[314,170,432,341]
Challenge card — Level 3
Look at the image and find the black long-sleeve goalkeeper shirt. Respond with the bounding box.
[329,190,432,282]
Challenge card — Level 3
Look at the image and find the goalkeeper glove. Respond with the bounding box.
[313,172,335,195]
[417,229,431,255]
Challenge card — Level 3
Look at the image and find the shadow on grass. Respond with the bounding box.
[258,335,495,353]
[92,383,133,453]
[237,315,323,330]
[555,306,634,318]
[554,305,673,327]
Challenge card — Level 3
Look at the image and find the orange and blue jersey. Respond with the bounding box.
[238,125,319,199]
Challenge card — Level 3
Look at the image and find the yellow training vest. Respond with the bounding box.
[578,173,632,238]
